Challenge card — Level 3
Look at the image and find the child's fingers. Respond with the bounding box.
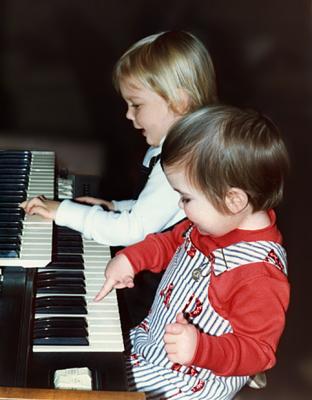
[164,323,184,336]
[176,312,188,325]
[20,197,43,212]
[124,275,135,288]
[94,277,115,301]
[112,276,134,289]
[164,313,189,336]
[164,343,177,355]
[95,275,134,302]
[20,197,50,215]
[19,200,27,209]
[28,205,53,219]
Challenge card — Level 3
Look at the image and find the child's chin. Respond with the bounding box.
[196,226,209,235]
[146,138,158,147]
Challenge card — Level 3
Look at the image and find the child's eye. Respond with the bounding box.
[181,197,191,204]
[130,104,140,109]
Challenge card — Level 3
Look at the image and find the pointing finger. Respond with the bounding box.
[94,277,115,301]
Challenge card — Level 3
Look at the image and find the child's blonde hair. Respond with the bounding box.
[162,105,290,213]
[113,31,218,112]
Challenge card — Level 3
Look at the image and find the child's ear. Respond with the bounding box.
[225,188,249,214]
[173,88,190,115]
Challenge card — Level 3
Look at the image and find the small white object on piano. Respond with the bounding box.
[54,367,92,390]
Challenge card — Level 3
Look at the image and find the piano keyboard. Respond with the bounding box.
[32,175,124,353]
[0,150,55,268]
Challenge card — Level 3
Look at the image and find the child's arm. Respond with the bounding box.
[95,220,189,300]
[118,219,189,274]
[190,263,290,376]
[74,196,115,211]
[54,162,184,246]
[21,161,182,246]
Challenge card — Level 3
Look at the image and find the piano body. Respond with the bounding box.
[0,150,127,392]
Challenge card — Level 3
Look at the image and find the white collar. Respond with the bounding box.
[142,138,165,167]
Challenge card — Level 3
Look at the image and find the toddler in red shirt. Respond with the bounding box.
[96,105,290,399]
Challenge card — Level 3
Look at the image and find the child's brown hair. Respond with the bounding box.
[162,105,290,213]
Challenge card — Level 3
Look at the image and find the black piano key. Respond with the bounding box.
[54,246,82,254]
[0,195,25,203]
[0,155,30,162]
[52,254,83,263]
[33,328,89,346]
[0,221,23,229]
[0,189,26,196]
[36,283,86,295]
[56,242,83,250]
[0,227,21,236]
[0,202,23,208]
[0,204,24,209]
[0,150,31,157]
[0,247,19,258]
[35,296,87,314]
[56,236,82,243]
[35,305,87,314]
[37,277,86,286]
[45,261,84,270]
[0,174,28,182]
[0,211,24,222]
[0,207,23,212]
[33,336,89,346]
[0,236,20,245]
[33,326,88,338]
[0,159,30,166]
[0,184,28,193]
[0,167,28,172]
[36,276,85,285]
[0,175,28,182]
[33,325,88,338]
[54,226,80,236]
[0,207,24,213]
[34,316,88,329]
[0,168,29,175]
[37,270,84,280]
[0,242,19,248]
[0,183,27,191]
[0,154,29,163]
[35,295,86,307]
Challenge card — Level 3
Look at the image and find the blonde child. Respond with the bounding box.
[21,31,217,247]
[95,105,290,399]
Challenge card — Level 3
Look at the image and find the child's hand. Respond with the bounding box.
[20,197,60,220]
[164,312,198,365]
[75,196,115,211]
[94,254,135,301]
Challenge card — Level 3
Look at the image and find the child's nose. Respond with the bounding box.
[126,107,134,121]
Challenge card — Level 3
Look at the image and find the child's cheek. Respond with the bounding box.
[184,205,193,220]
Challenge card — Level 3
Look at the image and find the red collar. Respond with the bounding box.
[190,210,282,255]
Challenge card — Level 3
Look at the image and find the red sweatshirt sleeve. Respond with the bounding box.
[118,219,190,274]
[192,262,290,376]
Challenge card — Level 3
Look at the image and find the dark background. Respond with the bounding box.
[0,0,311,398]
